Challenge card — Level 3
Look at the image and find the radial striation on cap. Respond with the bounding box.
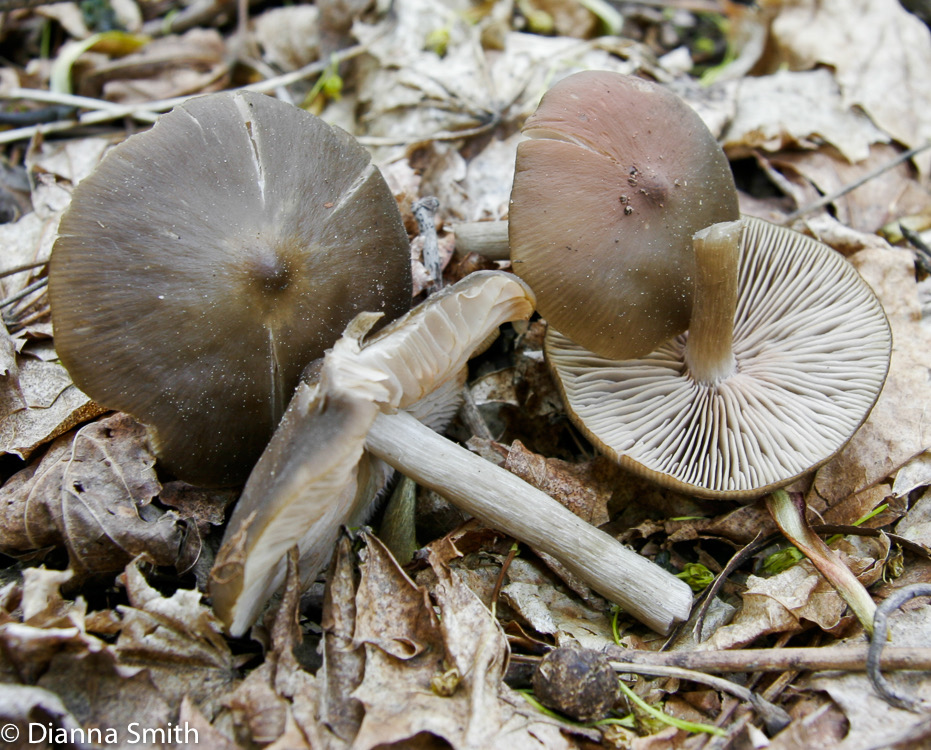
[49,91,412,486]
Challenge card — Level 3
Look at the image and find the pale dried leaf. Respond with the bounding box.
[704,563,848,649]
[0,321,25,417]
[0,413,183,573]
[724,68,888,163]
[254,6,321,71]
[0,357,105,460]
[116,559,235,719]
[767,144,931,234]
[20,567,74,622]
[319,535,364,741]
[500,558,615,650]
[30,136,112,189]
[892,452,931,498]
[760,0,931,172]
[895,489,931,547]
[349,534,572,749]
[0,683,86,742]
[813,246,931,503]
[98,30,228,104]
[808,605,931,749]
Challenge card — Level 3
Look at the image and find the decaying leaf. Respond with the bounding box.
[505,441,611,527]
[499,557,615,650]
[0,357,105,460]
[0,412,186,574]
[253,5,322,71]
[806,603,931,749]
[813,246,931,503]
[723,68,888,163]
[313,533,577,749]
[85,30,229,103]
[757,0,931,172]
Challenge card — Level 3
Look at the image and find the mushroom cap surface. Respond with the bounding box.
[546,217,892,500]
[510,70,739,360]
[49,91,412,486]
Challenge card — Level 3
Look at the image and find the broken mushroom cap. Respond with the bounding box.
[210,270,537,634]
[211,270,694,637]
[546,216,892,500]
[49,91,412,486]
[509,70,739,360]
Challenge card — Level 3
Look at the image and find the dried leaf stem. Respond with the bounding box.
[603,645,931,673]
[0,42,369,144]
[867,583,931,712]
[781,140,931,224]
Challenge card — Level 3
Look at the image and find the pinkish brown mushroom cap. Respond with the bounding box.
[510,71,739,360]
[49,91,412,486]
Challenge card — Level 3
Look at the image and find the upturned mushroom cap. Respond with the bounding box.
[510,71,739,360]
[546,217,892,500]
[49,91,412,486]
[211,270,537,634]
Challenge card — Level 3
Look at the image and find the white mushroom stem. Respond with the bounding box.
[766,489,877,635]
[453,220,510,260]
[365,409,694,635]
[684,219,742,384]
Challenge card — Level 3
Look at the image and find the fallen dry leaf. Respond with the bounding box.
[703,561,853,650]
[758,0,931,172]
[0,413,186,573]
[766,143,931,234]
[813,245,931,504]
[723,68,888,164]
[0,356,105,460]
[807,605,931,749]
[504,440,611,527]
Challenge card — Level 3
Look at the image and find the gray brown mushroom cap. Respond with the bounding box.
[49,91,412,486]
[546,217,892,501]
[510,71,739,360]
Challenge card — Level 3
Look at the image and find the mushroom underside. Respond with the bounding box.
[547,217,892,501]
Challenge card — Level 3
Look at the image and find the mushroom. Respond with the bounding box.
[508,72,892,632]
[210,270,694,637]
[509,70,740,360]
[48,90,412,487]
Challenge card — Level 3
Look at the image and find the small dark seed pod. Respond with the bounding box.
[532,647,619,722]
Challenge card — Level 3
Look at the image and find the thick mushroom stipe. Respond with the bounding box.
[211,270,694,636]
[547,217,892,501]
[49,91,412,487]
[510,71,739,361]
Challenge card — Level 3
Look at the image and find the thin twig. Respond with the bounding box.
[693,531,763,639]
[867,583,931,712]
[780,141,931,224]
[489,542,518,619]
[459,386,494,442]
[412,196,442,292]
[0,43,370,145]
[1,88,160,122]
[608,662,790,734]
[605,645,931,673]
[0,277,47,308]
[0,260,47,279]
